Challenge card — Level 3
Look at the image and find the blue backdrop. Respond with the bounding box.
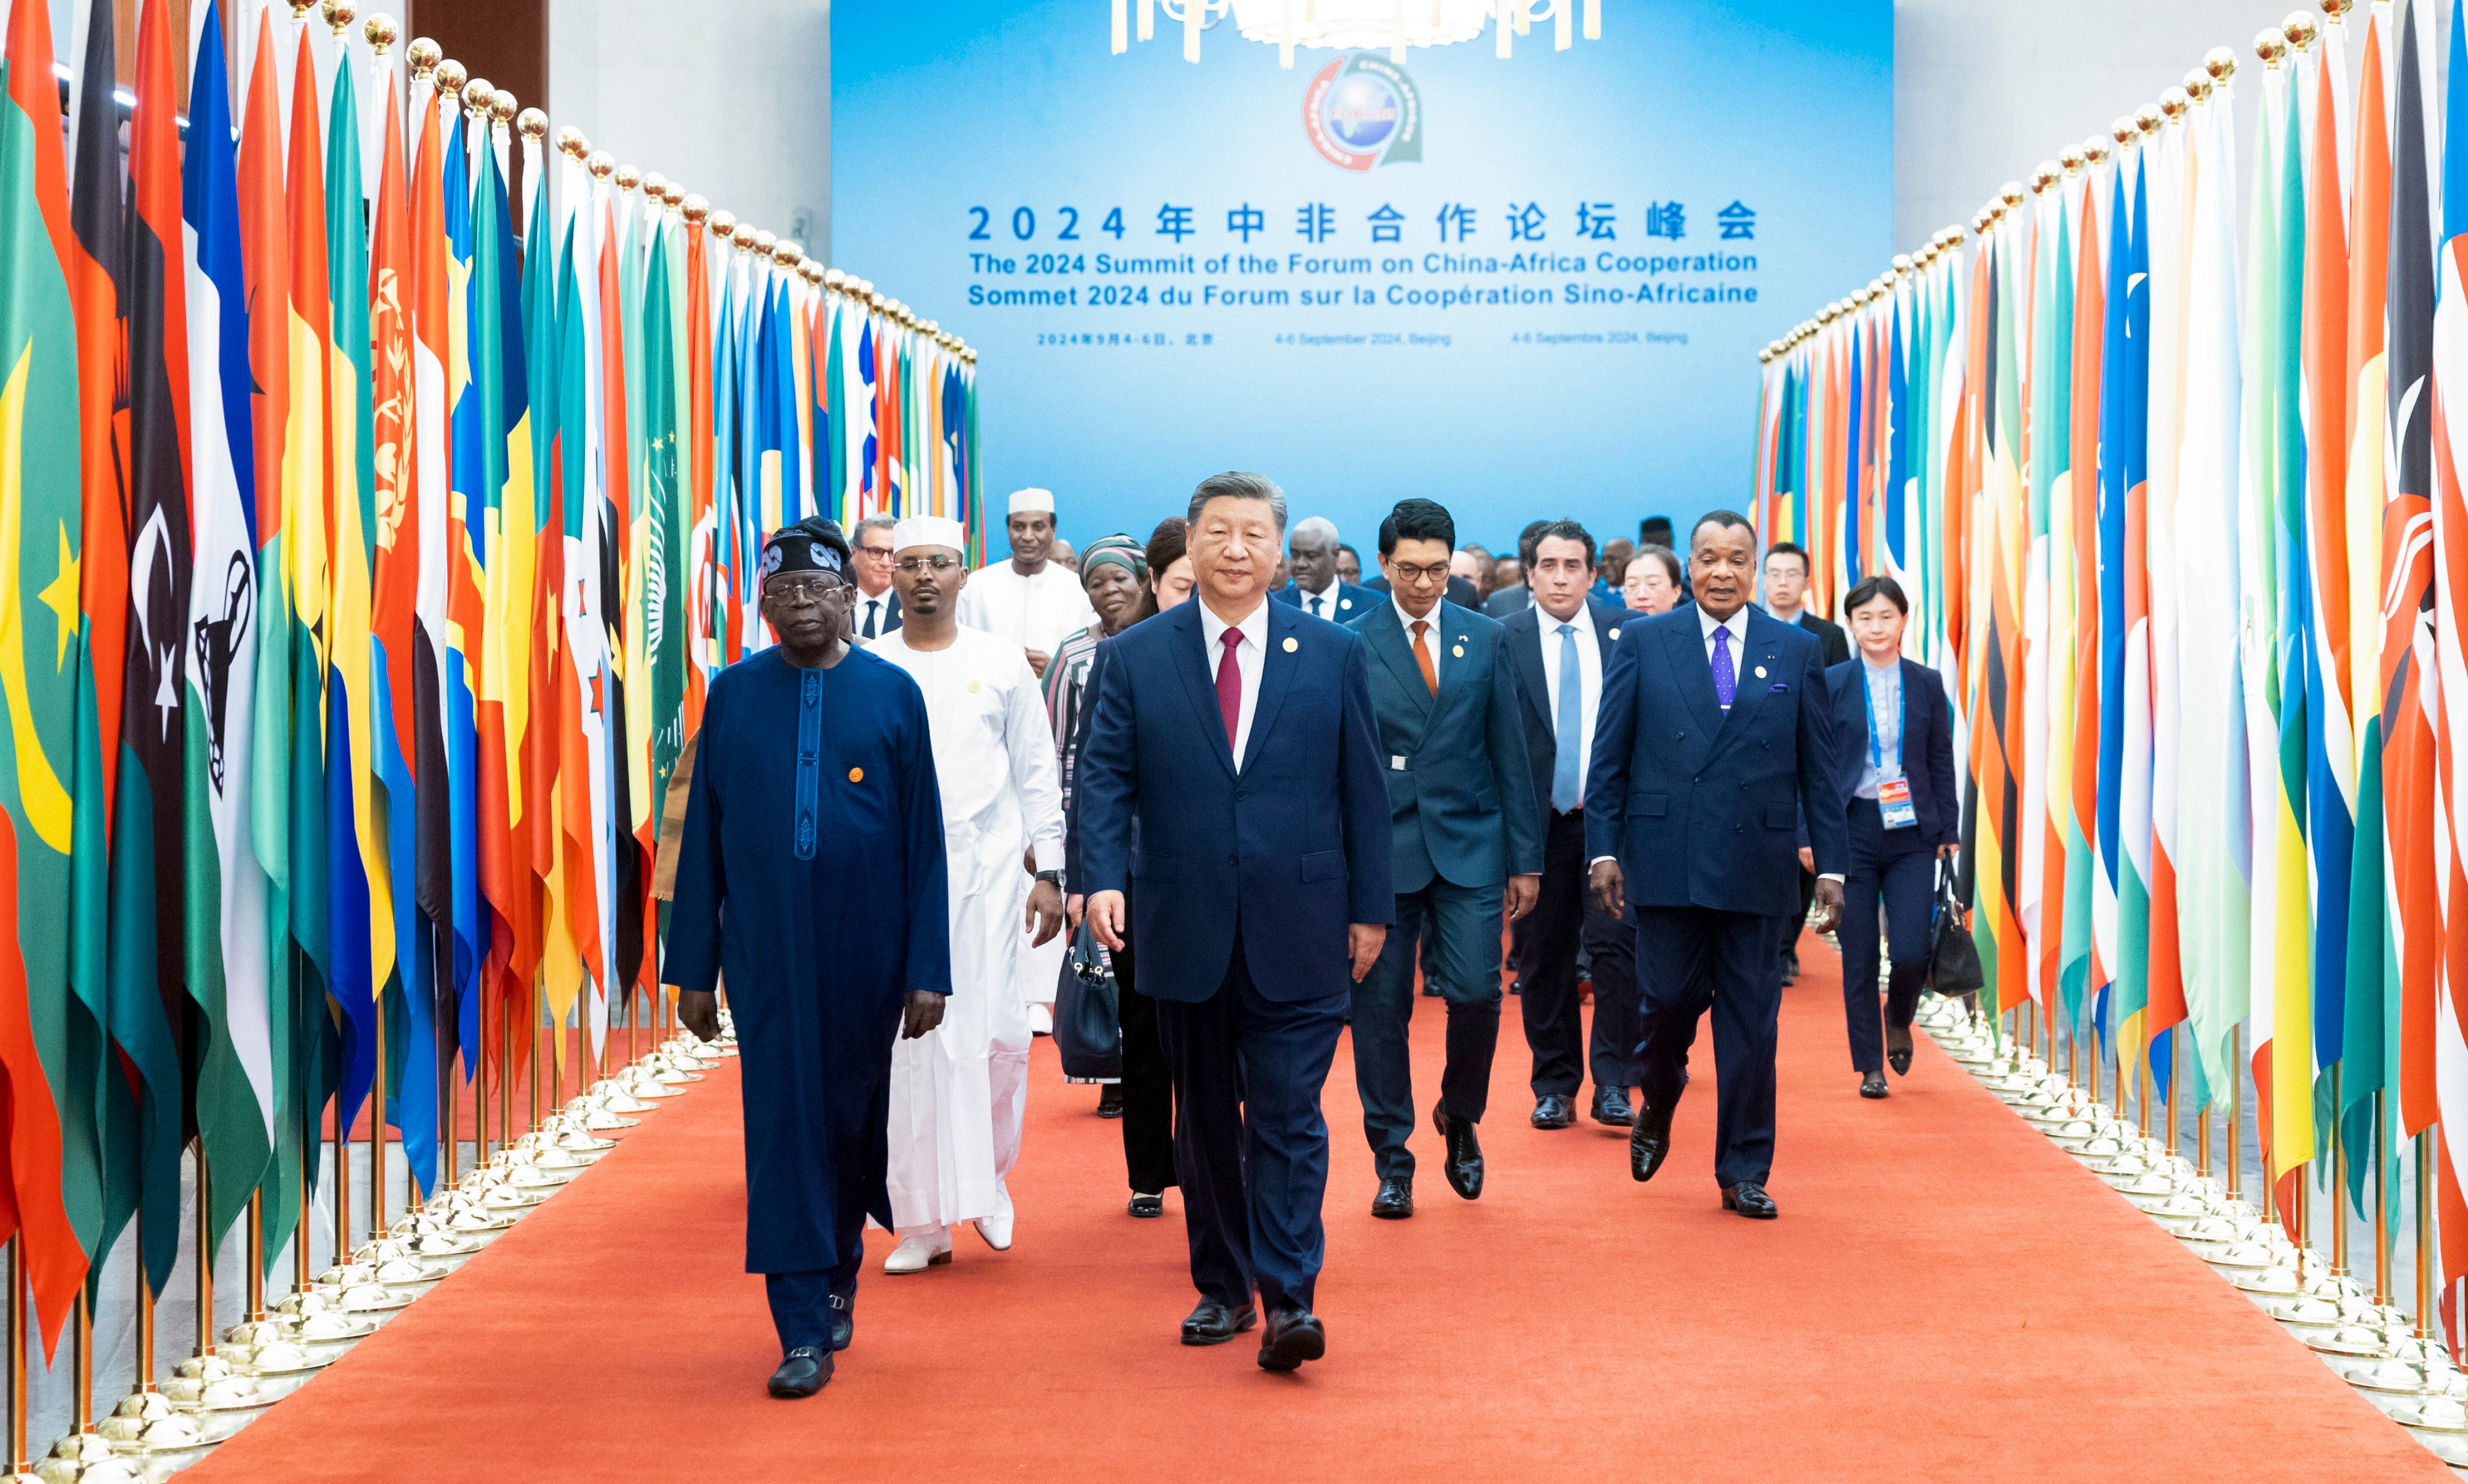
[832,1,1891,559]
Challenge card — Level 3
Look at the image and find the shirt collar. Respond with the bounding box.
[1301,576,1338,601]
[1863,653,1900,678]
[1199,598,1270,652]
[1541,601,1594,637]
[1699,604,1749,645]
[1395,594,1443,634]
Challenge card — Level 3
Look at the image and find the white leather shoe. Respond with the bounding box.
[974,1182,1015,1251]
[1029,1003,1053,1036]
[883,1227,952,1274]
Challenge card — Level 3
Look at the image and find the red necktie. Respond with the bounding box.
[1217,627,1244,752]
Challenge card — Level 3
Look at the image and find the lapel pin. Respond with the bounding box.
[1609,627,1621,640]
[968,680,982,692]
[1340,598,1353,610]
[1283,636,1298,653]
[1753,666,1767,679]
[1452,643,1465,658]
[847,767,864,783]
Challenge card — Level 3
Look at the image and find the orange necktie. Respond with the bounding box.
[1411,619,1438,695]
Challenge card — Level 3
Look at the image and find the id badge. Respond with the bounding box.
[1878,775,1919,831]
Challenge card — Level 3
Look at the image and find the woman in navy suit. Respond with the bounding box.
[1824,576,1959,1098]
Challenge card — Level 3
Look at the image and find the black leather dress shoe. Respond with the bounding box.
[1257,1306,1327,1372]
[1128,1192,1164,1218]
[1781,950,1799,986]
[768,1347,833,1398]
[1180,1298,1258,1346]
[1721,1181,1779,1219]
[1096,1085,1125,1119]
[1432,1106,1483,1200]
[828,1295,853,1351]
[1370,1176,1414,1219]
[1629,1079,1681,1183]
[1859,1071,1887,1100]
[1530,1093,1573,1129]
[1591,1086,1634,1127]
[1886,1025,1914,1076]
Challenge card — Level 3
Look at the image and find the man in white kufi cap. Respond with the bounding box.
[953,487,1097,680]
[869,515,1067,1273]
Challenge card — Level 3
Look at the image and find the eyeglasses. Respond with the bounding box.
[1387,563,1452,584]
[894,554,960,574]
[858,544,894,560]
[765,577,854,605]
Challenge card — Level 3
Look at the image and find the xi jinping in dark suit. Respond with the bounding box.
[1345,499,1541,1219]
[1079,472,1392,1372]
[1586,511,1847,1220]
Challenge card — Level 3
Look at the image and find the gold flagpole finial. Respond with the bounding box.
[2181,68,2211,105]
[518,108,550,143]
[460,75,492,117]
[707,208,738,244]
[2255,28,2288,66]
[774,239,804,268]
[2205,46,2239,87]
[2137,103,2165,136]
[2057,146,2085,176]
[433,58,465,104]
[406,34,438,77]
[615,164,641,194]
[754,228,780,257]
[640,170,666,200]
[365,13,399,55]
[554,125,587,160]
[824,268,848,292]
[2319,0,2353,21]
[492,92,522,129]
[661,181,686,210]
[587,151,615,181]
[2282,11,2317,52]
[322,0,357,39]
[681,195,711,228]
[2081,136,2109,167]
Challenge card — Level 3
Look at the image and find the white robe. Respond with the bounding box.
[871,627,1066,1232]
[954,559,1099,660]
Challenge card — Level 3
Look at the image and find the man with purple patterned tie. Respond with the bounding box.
[1583,511,1846,1219]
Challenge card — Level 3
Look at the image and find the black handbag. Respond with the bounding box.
[1928,862,1986,997]
[1053,921,1123,1081]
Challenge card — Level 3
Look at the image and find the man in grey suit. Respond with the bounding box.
[1346,498,1542,1219]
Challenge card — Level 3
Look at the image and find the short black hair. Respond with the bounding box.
[1633,543,1682,584]
[1640,515,1675,544]
[1144,516,1188,578]
[1690,509,1757,549]
[1844,574,1909,616]
[1379,498,1456,556]
[1762,539,1811,576]
[1517,518,1553,566]
[1337,542,1360,562]
[1529,519,1596,568]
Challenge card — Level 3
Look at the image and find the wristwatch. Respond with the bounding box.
[1033,869,1063,885]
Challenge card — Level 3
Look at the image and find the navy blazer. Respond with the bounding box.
[1582,604,1847,916]
[852,586,902,638]
[1271,579,1375,623]
[1076,599,1394,1004]
[1347,598,1542,893]
[1825,656,1961,849]
[1499,600,1633,821]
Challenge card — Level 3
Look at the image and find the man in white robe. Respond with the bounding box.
[871,516,1068,1273]
[953,486,1094,1034]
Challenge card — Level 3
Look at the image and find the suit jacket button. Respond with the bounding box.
[1735,824,1744,834]
[1227,853,1239,865]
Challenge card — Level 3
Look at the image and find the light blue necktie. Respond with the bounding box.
[1552,623,1582,813]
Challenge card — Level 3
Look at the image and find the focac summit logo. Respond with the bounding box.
[1303,52,1422,172]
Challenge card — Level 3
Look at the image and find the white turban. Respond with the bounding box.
[891,515,967,554]
[1007,487,1056,515]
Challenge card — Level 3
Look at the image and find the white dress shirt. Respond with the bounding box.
[1197,598,1270,767]
[856,590,893,642]
[1536,602,1603,803]
[1700,603,1751,672]
[1297,579,1342,622]
[1393,595,1447,684]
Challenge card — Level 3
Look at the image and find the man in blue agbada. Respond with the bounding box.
[667,518,953,1400]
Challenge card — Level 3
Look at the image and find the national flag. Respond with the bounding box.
[439,83,485,1085]
[0,0,98,1346]
[2105,152,2155,1082]
[180,0,274,1251]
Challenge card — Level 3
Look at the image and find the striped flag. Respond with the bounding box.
[0,0,98,1346]
[2426,0,2468,1329]
[409,55,458,1177]
[180,0,275,1250]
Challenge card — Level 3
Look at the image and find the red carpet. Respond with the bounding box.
[189,933,2445,1482]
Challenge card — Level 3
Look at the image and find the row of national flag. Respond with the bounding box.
[0,0,980,1354]
[1755,0,2468,1347]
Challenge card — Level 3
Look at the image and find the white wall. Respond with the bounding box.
[549,0,831,260]
[1894,0,2310,255]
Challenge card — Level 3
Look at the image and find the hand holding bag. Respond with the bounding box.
[1054,920,1123,1082]
[1928,861,1986,997]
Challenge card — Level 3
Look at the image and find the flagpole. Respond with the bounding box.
[2372,1089,2390,1310]
[8,1238,25,1477]
[247,1192,265,1325]
[194,1151,215,1360]
[334,1086,352,1265]
[2225,1024,2241,1206]
[74,1292,92,1438]
[2161,1024,2178,1171]
[371,999,389,1241]
[2417,1131,2434,1350]
[135,1221,154,1396]
[2327,1065,2346,1281]
[296,1139,314,1294]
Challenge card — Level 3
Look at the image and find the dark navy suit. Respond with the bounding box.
[1583,604,1846,1188]
[1501,600,1642,1101]
[1344,598,1541,1180]
[1823,656,1959,1073]
[1077,598,1392,1314]
[1272,578,1375,625]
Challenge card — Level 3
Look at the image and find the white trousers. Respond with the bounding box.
[886,820,1032,1232]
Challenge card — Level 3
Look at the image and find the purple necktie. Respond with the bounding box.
[1711,625,1736,712]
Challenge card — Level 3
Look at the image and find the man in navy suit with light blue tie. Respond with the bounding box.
[1079,472,1392,1372]
[1345,499,1541,1220]
[1585,511,1846,1220]
[1271,515,1374,623]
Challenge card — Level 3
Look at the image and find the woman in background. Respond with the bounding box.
[1823,575,1959,1099]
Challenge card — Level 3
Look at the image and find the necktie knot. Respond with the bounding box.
[1221,628,1242,653]
[1558,622,1575,637]
[1410,619,1437,695]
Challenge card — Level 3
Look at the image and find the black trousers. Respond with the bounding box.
[1350,875,1501,1180]
[1837,799,1935,1073]
[765,1259,859,1355]
[1633,904,1785,1188]
[1111,915,1177,1194]
[1517,809,1642,1098]
[1788,866,1816,964]
[1156,936,1346,1315]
